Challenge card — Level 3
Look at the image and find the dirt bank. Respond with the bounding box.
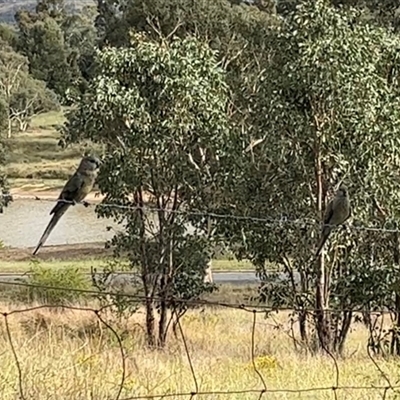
[10,187,156,203]
[10,188,105,203]
[0,242,112,262]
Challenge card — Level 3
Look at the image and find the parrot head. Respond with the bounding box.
[337,184,348,197]
[81,155,103,171]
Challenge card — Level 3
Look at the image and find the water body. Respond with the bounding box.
[0,198,198,248]
[0,199,122,248]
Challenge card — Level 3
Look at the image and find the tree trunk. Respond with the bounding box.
[7,117,12,138]
[391,231,400,355]
[314,140,331,352]
[158,258,169,347]
[337,311,352,355]
[137,189,156,347]
[299,310,308,344]
[204,216,213,284]
[19,118,29,132]
[315,256,331,352]
[144,286,156,347]
[298,267,309,346]
[158,298,168,347]
[158,229,174,348]
[204,259,213,283]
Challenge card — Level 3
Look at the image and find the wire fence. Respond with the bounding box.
[4,193,400,234]
[2,195,400,398]
[0,281,399,399]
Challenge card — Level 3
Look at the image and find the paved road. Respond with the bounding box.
[0,271,300,286]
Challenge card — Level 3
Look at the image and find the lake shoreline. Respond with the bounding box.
[10,188,105,203]
[0,242,111,262]
[9,187,157,204]
[2,187,250,271]
[0,241,253,273]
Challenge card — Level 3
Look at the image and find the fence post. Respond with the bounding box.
[204,259,213,283]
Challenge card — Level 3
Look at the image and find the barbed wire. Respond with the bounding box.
[0,278,397,315]
[120,386,400,400]
[0,294,399,400]
[1,303,125,400]
[4,193,400,234]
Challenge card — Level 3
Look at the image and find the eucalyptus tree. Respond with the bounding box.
[61,33,230,347]
[212,0,400,354]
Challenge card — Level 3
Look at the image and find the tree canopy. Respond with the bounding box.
[62,33,229,346]
[0,41,60,137]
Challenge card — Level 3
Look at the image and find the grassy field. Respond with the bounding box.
[0,242,255,272]
[0,257,254,273]
[6,109,95,193]
[0,301,397,399]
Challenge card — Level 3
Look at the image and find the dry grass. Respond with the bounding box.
[6,127,81,189]
[6,109,101,191]
[0,258,253,273]
[0,301,398,400]
[29,110,67,128]
[0,241,255,272]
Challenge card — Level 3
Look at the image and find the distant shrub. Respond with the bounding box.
[15,262,92,305]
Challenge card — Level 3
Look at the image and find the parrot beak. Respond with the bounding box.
[95,158,103,168]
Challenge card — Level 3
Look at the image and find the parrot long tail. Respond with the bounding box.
[32,203,70,256]
[314,226,332,259]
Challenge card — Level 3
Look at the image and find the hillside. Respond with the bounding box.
[6,109,94,195]
[0,0,94,23]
